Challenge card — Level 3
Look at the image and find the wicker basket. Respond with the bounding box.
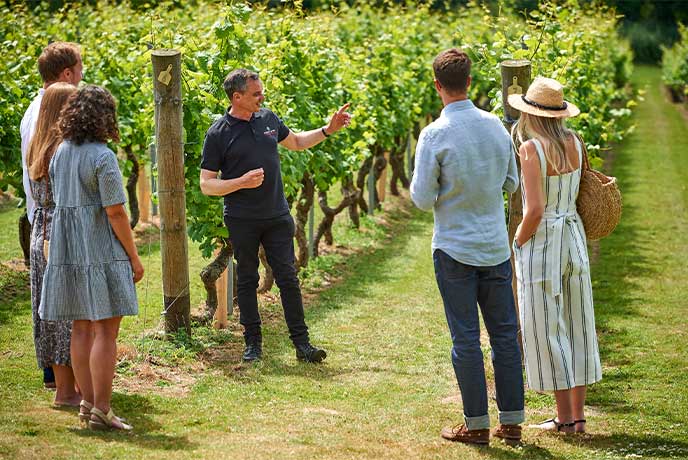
[576,137,622,241]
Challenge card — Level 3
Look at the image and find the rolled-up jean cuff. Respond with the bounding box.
[464,413,490,430]
[499,410,525,425]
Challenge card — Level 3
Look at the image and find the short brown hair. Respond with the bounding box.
[433,48,471,94]
[223,68,260,100]
[59,85,120,145]
[37,42,80,83]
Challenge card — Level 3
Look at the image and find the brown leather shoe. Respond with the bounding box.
[492,424,522,446]
[440,424,489,445]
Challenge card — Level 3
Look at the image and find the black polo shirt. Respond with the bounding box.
[200,108,291,219]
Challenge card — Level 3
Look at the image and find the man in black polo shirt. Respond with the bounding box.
[199,69,351,363]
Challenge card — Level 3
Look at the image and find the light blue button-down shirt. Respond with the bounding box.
[410,99,519,267]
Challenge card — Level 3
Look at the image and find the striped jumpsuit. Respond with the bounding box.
[513,138,602,392]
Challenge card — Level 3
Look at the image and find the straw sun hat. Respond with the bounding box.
[507,76,580,118]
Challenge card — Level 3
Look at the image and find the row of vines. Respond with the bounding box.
[0,1,634,309]
[662,23,688,103]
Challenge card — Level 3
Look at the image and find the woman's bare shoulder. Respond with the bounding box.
[518,139,538,161]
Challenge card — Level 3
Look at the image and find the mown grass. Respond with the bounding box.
[1,66,687,459]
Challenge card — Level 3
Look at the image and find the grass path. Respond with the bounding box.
[578,66,688,458]
[1,66,687,459]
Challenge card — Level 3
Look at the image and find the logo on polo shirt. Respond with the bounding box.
[264,127,277,138]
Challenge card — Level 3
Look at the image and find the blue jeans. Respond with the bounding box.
[433,250,525,430]
[43,366,55,384]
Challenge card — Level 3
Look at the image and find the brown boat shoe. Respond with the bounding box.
[492,424,522,446]
[440,423,490,445]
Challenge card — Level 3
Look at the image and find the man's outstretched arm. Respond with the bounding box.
[279,103,352,151]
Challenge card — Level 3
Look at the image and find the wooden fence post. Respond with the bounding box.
[367,159,376,215]
[137,164,151,223]
[152,49,190,335]
[227,256,234,317]
[377,152,389,202]
[150,143,158,217]
[308,203,315,259]
[213,247,229,329]
[501,59,531,352]
[406,131,414,180]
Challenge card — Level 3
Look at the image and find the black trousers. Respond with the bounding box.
[225,213,309,345]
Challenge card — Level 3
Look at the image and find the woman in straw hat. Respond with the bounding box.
[509,77,601,434]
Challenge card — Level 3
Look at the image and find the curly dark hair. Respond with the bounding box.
[59,85,120,145]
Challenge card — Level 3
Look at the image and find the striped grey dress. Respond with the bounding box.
[39,141,138,321]
[513,137,602,392]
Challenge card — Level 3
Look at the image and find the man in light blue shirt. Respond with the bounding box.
[411,48,524,446]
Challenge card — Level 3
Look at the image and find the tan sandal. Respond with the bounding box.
[79,400,93,423]
[88,407,133,431]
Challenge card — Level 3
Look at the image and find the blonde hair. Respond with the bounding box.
[27,82,77,181]
[511,112,577,175]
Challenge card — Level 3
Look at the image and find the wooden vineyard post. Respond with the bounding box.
[501,59,531,352]
[213,246,232,329]
[150,143,158,217]
[367,159,376,215]
[137,164,151,223]
[377,152,389,202]
[227,256,234,317]
[406,131,414,180]
[308,204,315,259]
[152,49,191,334]
[502,60,531,126]
[215,266,228,329]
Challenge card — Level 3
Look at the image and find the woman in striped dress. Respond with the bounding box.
[508,77,602,434]
[40,85,144,431]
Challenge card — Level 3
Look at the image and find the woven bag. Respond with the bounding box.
[575,135,622,240]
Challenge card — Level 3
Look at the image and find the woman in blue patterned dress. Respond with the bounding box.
[26,82,79,407]
[40,85,144,431]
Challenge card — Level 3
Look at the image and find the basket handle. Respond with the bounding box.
[574,132,590,172]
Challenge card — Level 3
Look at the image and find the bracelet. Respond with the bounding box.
[321,127,330,138]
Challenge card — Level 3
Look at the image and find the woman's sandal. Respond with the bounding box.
[79,400,93,424]
[574,419,586,433]
[530,418,576,433]
[88,407,133,431]
[80,402,127,425]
